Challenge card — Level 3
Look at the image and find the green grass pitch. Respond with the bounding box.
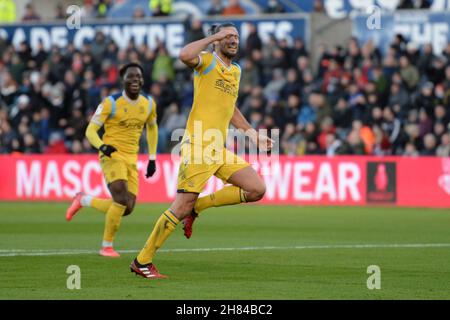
[0,202,449,299]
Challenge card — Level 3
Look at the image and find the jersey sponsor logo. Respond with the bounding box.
[118,119,144,130]
[214,79,238,97]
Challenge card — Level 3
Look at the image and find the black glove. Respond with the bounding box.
[146,160,156,178]
[99,144,117,157]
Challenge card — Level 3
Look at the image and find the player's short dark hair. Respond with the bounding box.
[119,62,144,79]
[209,22,237,36]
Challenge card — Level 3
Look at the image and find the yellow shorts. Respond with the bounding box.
[177,144,250,193]
[99,154,139,195]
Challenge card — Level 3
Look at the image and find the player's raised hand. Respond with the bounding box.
[99,144,117,157]
[146,160,156,178]
[257,133,274,152]
[247,129,274,152]
[213,29,237,41]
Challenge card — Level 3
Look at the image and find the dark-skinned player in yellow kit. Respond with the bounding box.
[130,23,274,279]
[65,63,158,257]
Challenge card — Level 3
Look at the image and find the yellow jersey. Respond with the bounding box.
[183,51,241,150]
[91,91,157,163]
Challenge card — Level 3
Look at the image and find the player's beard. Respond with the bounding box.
[220,46,238,59]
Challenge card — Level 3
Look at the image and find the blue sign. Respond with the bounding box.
[0,14,309,57]
[353,11,450,55]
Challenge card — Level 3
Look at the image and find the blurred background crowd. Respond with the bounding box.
[1,0,449,157]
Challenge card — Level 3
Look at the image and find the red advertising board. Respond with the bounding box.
[0,154,449,208]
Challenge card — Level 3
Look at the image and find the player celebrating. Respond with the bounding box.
[130,23,273,279]
[66,63,158,258]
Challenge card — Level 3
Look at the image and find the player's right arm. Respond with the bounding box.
[178,29,236,68]
[85,100,117,157]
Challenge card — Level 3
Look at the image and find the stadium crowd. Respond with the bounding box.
[1,15,450,157]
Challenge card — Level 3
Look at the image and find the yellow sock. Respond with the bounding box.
[91,198,113,214]
[137,210,179,264]
[103,202,126,243]
[194,186,247,214]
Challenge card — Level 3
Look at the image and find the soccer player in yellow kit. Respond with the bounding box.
[65,63,158,257]
[130,23,273,279]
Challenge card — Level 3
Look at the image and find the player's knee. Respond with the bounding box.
[123,200,135,216]
[246,183,266,202]
[112,192,128,207]
[253,184,266,201]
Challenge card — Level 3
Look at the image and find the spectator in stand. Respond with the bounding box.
[263,68,286,102]
[184,17,206,44]
[23,132,40,153]
[387,81,409,118]
[353,120,375,154]
[264,0,285,14]
[45,132,68,154]
[0,0,16,23]
[403,141,419,157]
[325,132,342,156]
[222,0,246,15]
[239,59,260,94]
[91,31,108,65]
[21,3,41,21]
[54,3,66,20]
[313,0,325,13]
[291,38,308,66]
[381,107,402,153]
[207,0,224,16]
[434,105,449,127]
[341,129,366,155]
[96,0,112,18]
[280,69,301,100]
[398,0,431,9]
[150,0,172,17]
[272,94,300,130]
[436,133,450,157]
[132,6,146,19]
[245,23,262,57]
[421,133,437,156]
[399,55,420,92]
[158,103,186,153]
[317,116,335,151]
[332,97,352,133]
[152,45,174,82]
[81,0,96,19]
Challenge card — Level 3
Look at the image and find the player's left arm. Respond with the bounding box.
[230,107,274,151]
[145,101,158,178]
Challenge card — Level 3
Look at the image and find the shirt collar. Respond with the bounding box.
[122,90,139,104]
[213,52,232,70]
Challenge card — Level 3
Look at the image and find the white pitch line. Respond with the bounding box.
[0,243,449,257]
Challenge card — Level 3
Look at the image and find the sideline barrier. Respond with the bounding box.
[0,154,449,208]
